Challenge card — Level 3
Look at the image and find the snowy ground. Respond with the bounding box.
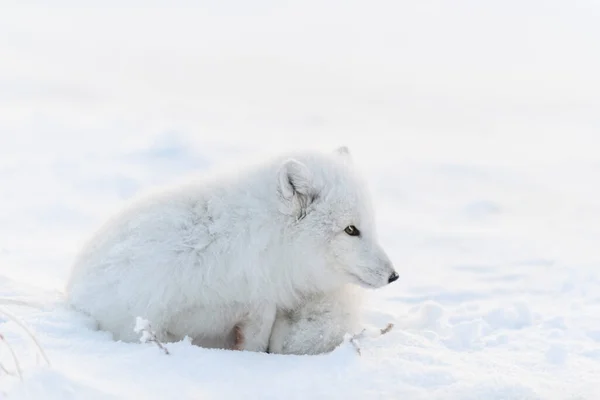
[1,1,600,399]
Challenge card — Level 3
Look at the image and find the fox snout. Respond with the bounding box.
[378,254,398,287]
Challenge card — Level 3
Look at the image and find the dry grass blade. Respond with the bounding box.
[0,333,23,381]
[380,323,394,335]
[349,323,395,356]
[0,299,46,310]
[148,337,170,355]
[0,306,51,367]
[135,317,170,355]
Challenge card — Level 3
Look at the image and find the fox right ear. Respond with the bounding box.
[333,146,352,163]
[334,146,350,156]
[277,159,314,219]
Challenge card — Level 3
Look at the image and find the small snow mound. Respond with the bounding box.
[547,329,565,339]
[585,330,600,342]
[464,200,502,219]
[411,301,448,334]
[542,316,567,331]
[545,343,568,365]
[484,333,509,347]
[581,349,600,360]
[484,302,532,331]
[443,319,487,351]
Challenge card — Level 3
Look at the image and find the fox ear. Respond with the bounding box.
[333,146,352,162]
[278,159,312,199]
[334,146,350,155]
[278,159,313,219]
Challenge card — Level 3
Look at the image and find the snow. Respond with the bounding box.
[1,0,600,398]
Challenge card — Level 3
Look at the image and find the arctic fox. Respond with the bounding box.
[268,284,363,355]
[65,147,397,352]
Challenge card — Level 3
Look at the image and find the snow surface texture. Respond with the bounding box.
[1,1,600,399]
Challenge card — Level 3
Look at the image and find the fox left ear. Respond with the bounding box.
[277,159,314,220]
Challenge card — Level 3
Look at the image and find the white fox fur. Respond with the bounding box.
[65,147,396,352]
[268,284,363,355]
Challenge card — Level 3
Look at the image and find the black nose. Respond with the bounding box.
[388,271,399,283]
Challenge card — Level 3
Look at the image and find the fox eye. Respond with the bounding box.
[344,225,360,236]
